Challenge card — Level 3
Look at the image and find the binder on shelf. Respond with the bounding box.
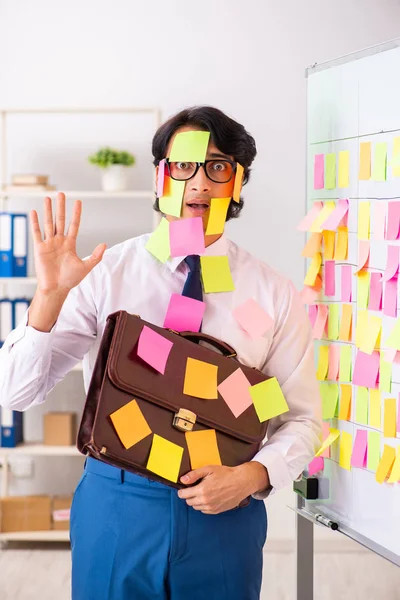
[0,213,13,277]
[0,408,23,448]
[0,298,13,348]
[13,298,30,328]
[12,213,28,277]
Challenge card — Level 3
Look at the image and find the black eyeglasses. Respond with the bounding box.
[165,158,237,184]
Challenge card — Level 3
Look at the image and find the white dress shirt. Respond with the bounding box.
[0,233,322,499]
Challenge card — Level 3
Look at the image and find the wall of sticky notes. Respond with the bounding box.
[301,40,400,564]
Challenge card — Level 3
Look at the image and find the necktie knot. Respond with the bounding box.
[185,255,201,273]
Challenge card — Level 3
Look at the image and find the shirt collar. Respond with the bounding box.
[166,233,228,273]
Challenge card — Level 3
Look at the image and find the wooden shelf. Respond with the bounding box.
[0,190,154,199]
[0,529,70,542]
[0,277,37,284]
[0,443,82,457]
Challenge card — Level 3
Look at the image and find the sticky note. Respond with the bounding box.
[308,456,324,476]
[341,265,352,302]
[383,278,398,318]
[368,272,383,311]
[358,201,370,241]
[322,199,349,231]
[304,253,322,287]
[200,255,235,293]
[163,293,205,333]
[320,421,332,458]
[297,201,323,231]
[159,178,186,218]
[339,345,352,382]
[314,154,324,189]
[373,202,386,241]
[383,398,396,438]
[357,271,370,310]
[387,447,400,483]
[169,217,205,257]
[185,429,221,469]
[145,217,170,263]
[359,142,371,180]
[110,399,152,449]
[392,137,400,177]
[383,245,399,282]
[338,150,350,188]
[147,434,184,483]
[309,305,318,328]
[334,226,348,261]
[369,389,381,429]
[355,310,368,348]
[352,350,379,388]
[206,197,230,235]
[355,387,369,425]
[324,261,336,296]
[169,130,210,162]
[157,159,166,197]
[355,240,370,273]
[310,201,336,233]
[351,430,368,468]
[398,395,400,434]
[302,233,323,258]
[316,345,329,381]
[385,201,400,240]
[232,298,273,339]
[137,325,173,375]
[327,344,340,381]
[323,231,335,260]
[325,153,336,189]
[183,357,218,399]
[338,304,352,342]
[367,431,381,472]
[321,383,339,419]
[386,317,400,351]
[300,285,320,305]
[232,163,244,203]
[250,376,289,422]
[315,428,340,457]
[217,368,254,418]
[327,304,340,341]
[359,315,382,355]
[339,384,352,420]
[372,142,387,182]
[376,445,396,484]
[384,348,398,363]
[379,353,392,394]
[313,304,328,340]
[339,431,352,471]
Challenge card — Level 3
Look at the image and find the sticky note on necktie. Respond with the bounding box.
[218,368,253,418]
[232,298,273,339]
[233,163,244,203]
[169,131,210,162]
[383,398,396,438]
[367,431,381,472]
[392,137,400,178]
[314,154,324,190]
[339,431,352,471]
[376,445,396,484]
[297,202,323,231]
[250,377,289,423]
[147,434,184,483]
[137,326,173,375]
[338,151,350,188]
[169,217,205,257]
[325,153,336,189]
[352,350,379,388]
[339,384,352,420]
[316,428,340,457]
[159,177,186,218]
[200,255,235,293]
[359,142,371,180]
[206,197,230,235]
[110,399,152,449]
[185,429,222,469]
[351,430,367,468]
[163,293,205,333]
[321,383,339,419]
[145,217,170,263]
[355,387,368,425]
[372,142,387,182]
[184,357,218,399]
[369,389,381,429]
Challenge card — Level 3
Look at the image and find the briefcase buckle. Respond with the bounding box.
[173,408,197,432]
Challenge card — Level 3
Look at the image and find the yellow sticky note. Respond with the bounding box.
[327,304,340,341]
[375,444,396,484]
[355,309,368,348]
[383,398,396,438]
[339,304,353,342]
[369,389,381,429]
[359,142,371,180]
[368,430,381,471]
[304,253,322,286]
[200,255,235,293]
[387,447,400,483]
[339,384,352,420]
[302,233,323,258]
[233,163,244,203]
[386,318,400,351]
[338,150,350,188]
[372,142,387,182]
[316,428,340,457]
[339,431,352,471]
[310,201,336,233]
[147,434,184,483]
[110,399,152,450]
[355,387,369,425]
[145,217,171,263]
[185,429,222,470]
[316,345,329,381]
[392,137,400,178]
[339,345,352,382]
[183,357,218,399]
[379,353,392,394]
[206,197,230,235]
[322,230,335,260]
[359,315,382,355]
[358,201,370,240]
[325,153,336,190]
[321,383,339,419]
[169,130,210,162]
[334,226,348,261]
[159,178,186,218]
[250,376,289,423]
[357,272,370,310]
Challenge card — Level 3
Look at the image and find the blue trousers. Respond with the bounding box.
[70,456,267,600]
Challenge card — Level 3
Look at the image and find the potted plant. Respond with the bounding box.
[88,146,136,192]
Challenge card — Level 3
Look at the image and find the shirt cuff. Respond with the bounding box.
[5,309,57,353]
[250,446,294,500]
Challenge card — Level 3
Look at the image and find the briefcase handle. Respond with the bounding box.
[179,331,238,358]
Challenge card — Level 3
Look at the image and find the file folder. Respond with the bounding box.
[0,213,13,277]
[0,298,13,348]
[0,408,23,447]
[13,298,30,329]
[12,213,28,277]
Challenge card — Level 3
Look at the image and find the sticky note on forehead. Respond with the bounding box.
[169,131,211,162]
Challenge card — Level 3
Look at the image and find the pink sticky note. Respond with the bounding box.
[314,155,324,190]
[232,298,273,339]
[308,456,324,476]
[384,348,398,363]
[374,202,386,241]
[300,286,320,305]
[341,265,353,302]
[169,217,205,257]
[383,277,398,318]
[351,429,368,468]
[324,261,336,296]
[328,344,340,381]
[383,245,399,282]
[163,293,205,333]
[137,325,173,375]
[313,304,328,340]
[352,350,380,388]
[297,201,323,231]
[321,422,331,458]
[355,241,370,273]
[217,368,253,418]
[322,199,349,231]
[308,305,318,328]
[157,159,166,197]
[368,272,383,311]
[386,201,400,240]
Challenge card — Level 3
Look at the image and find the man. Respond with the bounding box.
[0,106,321,600]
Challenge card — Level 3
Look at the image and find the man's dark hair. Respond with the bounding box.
[151,106,257,221]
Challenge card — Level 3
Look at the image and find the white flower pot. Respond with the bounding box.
[101,165,129,192]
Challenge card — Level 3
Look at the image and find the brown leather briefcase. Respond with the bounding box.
[77,310,269,489]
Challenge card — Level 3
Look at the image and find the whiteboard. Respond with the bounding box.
[303,38,400,565]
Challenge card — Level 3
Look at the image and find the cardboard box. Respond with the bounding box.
[0,495,51,532]
[52,495,72,530]
[43,412,77,446]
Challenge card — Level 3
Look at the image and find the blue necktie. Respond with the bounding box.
[181,255,203,303]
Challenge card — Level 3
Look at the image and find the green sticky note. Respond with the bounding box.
[321,383,339,419]
[355,387,368,425]
[379,355,392,393]
[200,255,235,293]
[339,345,352,382]
[386,318,400,351]
[367,431,381,472]
[325,153,336,190]
[327,304,340,340]
[372,142,387,182]
[357,271,370,310]
[250,377,289,423]
[145,217,170,263]
[159,178,186,218]
[169,131,210,163]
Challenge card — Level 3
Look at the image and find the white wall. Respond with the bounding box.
[1,0,400,542]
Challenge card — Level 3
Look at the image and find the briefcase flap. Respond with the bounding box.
[107,312,269,445]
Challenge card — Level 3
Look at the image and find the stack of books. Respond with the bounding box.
[3,174,56,193]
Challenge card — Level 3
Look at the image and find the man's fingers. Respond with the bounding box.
[30,209,43,245]
[43,196,54,240]
[67,200,82,239]
[83,243,107,274]
[55,192,66,236]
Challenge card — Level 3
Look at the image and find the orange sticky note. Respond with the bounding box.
[200,255,235,293]
[383,398,396,438]
[338,304,353,342]
[206,197,231,235]
[110,399,152,450]
[184,357,218,399]
[147,434,184,483]
[250,376,289,422]
[359,142,371,180]
[304,253,322,287]
[339,384,352,420]
[334,226,348,261]
[323,230,335,260]
[302,233,323,258]
[185,429,222,469]
[375,444,396,484]
[233,163,244,203]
